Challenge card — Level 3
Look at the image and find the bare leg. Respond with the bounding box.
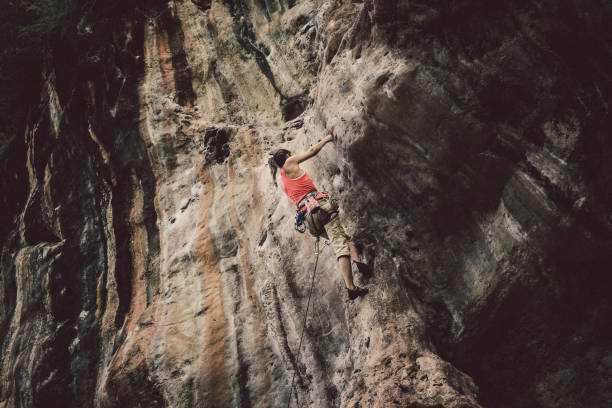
[349,243,359,263]
[339,256,357,290]
[349,242,372,277]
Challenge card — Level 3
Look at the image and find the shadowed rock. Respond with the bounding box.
[1,1,611,407]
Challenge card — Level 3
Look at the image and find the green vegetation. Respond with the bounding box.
[19,0,74,38]
[0,0,75,146]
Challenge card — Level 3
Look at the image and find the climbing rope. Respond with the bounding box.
[287,237,320,408]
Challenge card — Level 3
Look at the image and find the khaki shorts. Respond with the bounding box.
[305,198,352,259]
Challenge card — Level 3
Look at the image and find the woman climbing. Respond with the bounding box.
[268,133,369,300]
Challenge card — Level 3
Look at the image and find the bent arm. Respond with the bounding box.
[290,134,334,164]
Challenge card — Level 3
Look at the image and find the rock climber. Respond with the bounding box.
[268,133,369,300]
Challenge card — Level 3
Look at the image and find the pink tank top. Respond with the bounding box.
[280,168,321,207]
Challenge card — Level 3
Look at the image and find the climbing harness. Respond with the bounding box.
[294,191,317,233]
[287,237,320,408]
[302,193,321,213]
[294,191,329,234]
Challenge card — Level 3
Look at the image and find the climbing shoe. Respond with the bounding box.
[353,261,372,278]
[347,286,369,300]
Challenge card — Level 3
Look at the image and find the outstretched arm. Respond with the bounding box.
[288,134,334,165]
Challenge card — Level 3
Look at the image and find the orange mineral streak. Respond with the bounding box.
[126,177,148,333]
[104,24,169,396]
[142,24,178,181]
[225,128,271,386]
[195,164,233,406]
[138,72,164,225]
[104,179,159,403]
[156,29,176,97]
[228,128,264,303]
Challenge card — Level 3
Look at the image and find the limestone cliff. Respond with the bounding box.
[1,0,611,407]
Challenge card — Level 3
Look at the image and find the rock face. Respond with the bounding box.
[1,0,611,407]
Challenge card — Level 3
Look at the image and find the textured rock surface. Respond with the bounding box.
[1,0,611,407]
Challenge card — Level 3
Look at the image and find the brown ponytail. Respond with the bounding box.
[268,149,291,186]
